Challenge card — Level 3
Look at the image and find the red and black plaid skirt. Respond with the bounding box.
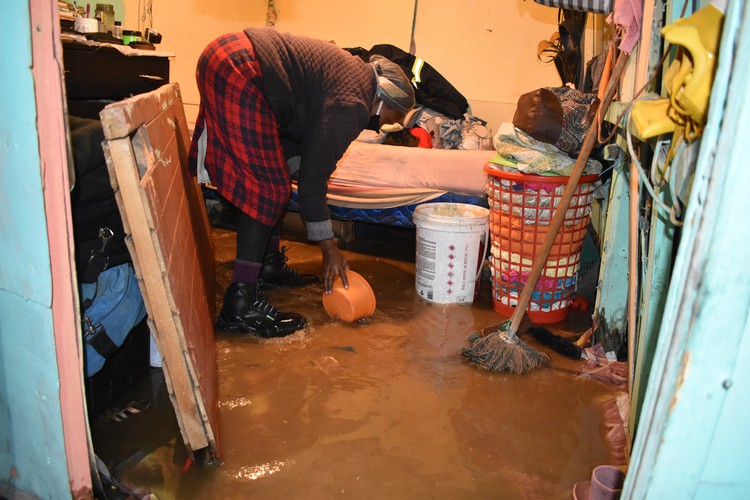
[189,32,290,226]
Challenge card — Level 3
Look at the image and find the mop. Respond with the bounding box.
[463,52,630,373]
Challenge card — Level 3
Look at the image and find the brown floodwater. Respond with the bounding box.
[97,224,624,499]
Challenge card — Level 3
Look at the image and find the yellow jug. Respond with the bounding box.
[662,3,724,126]
[629,2,725,140]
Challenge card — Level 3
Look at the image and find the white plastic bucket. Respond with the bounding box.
[413,202,490,304]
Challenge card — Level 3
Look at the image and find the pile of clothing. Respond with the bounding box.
[346,43,494,151]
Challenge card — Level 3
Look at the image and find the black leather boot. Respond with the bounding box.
[260,246,319,288]
[216,282,307,337]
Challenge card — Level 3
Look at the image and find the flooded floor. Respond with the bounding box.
[91,220,626,499]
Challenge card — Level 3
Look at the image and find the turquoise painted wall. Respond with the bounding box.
[626,0,750,497]
[0,2,72,497]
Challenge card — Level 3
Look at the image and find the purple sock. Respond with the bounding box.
[232,259,261,284]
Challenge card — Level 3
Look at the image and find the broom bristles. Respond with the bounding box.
[463,331,549,373]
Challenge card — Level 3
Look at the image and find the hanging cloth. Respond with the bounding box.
[607,0,643,54]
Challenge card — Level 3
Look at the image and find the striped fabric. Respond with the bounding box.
[534,0,612,14]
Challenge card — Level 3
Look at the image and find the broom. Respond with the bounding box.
[463,52,630,373]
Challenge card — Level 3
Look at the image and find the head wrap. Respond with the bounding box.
[369,55,416,115]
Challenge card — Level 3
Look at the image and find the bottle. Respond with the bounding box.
[112,21,122,39]
[94,4,115,34]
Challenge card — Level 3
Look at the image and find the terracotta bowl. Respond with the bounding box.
[322,270,376,322]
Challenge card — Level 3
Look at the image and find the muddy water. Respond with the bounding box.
[122,228,620,499]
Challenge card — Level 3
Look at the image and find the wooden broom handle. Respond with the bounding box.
[508,52,630,336]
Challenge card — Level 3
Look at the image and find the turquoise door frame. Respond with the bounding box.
[626,0,750,496]
[0,1,91,497]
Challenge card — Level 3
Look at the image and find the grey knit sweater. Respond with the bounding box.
[245,27,378,241]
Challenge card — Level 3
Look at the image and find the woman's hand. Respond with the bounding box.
[319,238,350,293]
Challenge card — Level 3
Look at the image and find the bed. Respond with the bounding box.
[288,135,495,229]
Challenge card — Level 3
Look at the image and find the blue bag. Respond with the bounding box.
[80,263,147,377]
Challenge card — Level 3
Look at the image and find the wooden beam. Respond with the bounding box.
[594,159,629,355]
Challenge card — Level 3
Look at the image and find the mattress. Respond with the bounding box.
[328,140,492,200]
[290,140,494,227]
